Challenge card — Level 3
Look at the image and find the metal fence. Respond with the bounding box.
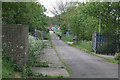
[92,33,120,55]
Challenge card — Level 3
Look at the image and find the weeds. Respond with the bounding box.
[114,53,120,64]
[114,53,120,60]
[33,62,49,67]
[2,55,22,78]
[23,65,35,77]
[73,41,92,52]
[62,34,74,42]
[28,35,44,66]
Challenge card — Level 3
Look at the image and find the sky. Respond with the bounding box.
[37,0,85,17]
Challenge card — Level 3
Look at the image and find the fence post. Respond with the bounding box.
[92,33,97,53]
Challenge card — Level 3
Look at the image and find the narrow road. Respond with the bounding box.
[49,31,118,78]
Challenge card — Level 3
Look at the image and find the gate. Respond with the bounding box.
[92,33,120,55]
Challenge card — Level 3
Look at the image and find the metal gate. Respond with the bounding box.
[92,33,120,55]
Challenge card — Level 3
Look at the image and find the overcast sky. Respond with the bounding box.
[37,0,85,17]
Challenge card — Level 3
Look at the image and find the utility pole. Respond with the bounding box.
[99,14,101,35]
[98,13,101,49]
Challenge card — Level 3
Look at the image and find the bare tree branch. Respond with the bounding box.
[49,0,69,16]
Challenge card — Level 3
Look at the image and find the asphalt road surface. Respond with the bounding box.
[49,31,118,78]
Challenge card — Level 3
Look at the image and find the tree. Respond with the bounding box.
[49,0,78,26]
[2,2,49,33]
[57,2,120,41]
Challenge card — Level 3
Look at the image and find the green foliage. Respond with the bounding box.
[57,2,120,41]
[37,73,44,77]
[2,43,22,78]
[52,25,58,27]
[2,58,14,78]
[28,35,44,66]
[43,32,50,40]
[55,29,62,36]
[33,62,49,67]
[62,34,74,42]
[24,34,47,77]
[59,3,99,41]
[23,65,35,77]
[2,2,49,33]
[73,41,92,52]
[114,53,120,60]
[2,55,22,78]
[85,2,120,34]
[48,17,59,25]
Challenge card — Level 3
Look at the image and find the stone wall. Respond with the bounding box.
[2,24,29,67]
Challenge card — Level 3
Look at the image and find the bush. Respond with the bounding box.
[62,34,74,42]
[29,35,44,53]
[114,53,120,60]
[28,35,44,66]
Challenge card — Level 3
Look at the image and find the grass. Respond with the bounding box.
[35,74,69,78]
[33,62,49,67]
[61,34,119,64]
[44,75,69,78]
[61,33,92,51]
[62,34,92,52]
[61,34,74,42]
[2,59,14,78]
[2,57,22,78]
[73,41,92,52]
[68,43,118,64]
